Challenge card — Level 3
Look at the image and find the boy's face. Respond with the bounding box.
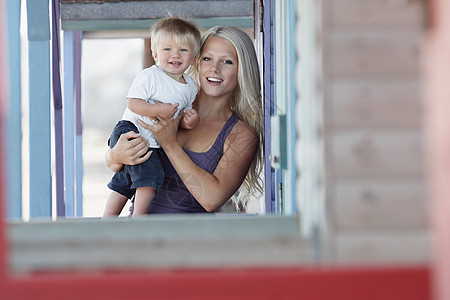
[153,37,196,78]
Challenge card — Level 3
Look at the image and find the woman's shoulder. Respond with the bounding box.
[227,118,258,146]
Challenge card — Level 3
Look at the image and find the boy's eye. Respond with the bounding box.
[163,48,171,51]
[180,49,188,52]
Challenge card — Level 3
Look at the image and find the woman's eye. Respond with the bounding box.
[202,57,211,61]
[223,60,233,65]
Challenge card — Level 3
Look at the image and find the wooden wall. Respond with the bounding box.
[425,0,450,299]
[320,0,430,264]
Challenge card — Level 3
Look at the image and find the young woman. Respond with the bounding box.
[105,26,263,214]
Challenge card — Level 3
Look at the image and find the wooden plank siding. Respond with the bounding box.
[9,215,314,272]
[321,0,429,264]
[60,0,254,30]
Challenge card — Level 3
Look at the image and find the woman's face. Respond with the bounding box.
[198,36,238,99]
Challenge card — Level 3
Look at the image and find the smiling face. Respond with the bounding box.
[153,37,197,81]
[198,36,239,100]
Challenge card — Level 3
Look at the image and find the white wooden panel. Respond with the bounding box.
[334,231,430,265]
[9,215,314,272]
[325,79,422,128]
[331,180,427,229]
[326,0,425,28]
[328,131,424,177]
[325,30,423,76]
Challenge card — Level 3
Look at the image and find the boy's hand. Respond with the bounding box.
[157,103,179,119]
[181,108,200,129]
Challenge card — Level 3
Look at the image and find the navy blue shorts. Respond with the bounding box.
[107,120,164,199]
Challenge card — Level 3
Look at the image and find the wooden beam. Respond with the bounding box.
[60,1,253,20]
[9,215,308,272]
[62,17,253,31]
[5,0,22,219]
[27,0,52,219]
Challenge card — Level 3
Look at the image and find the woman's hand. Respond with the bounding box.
[137,112,183,150]
[105,131,151,172]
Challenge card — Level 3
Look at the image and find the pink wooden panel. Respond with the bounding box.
[326,0,424,28]
[328,131,424,177]
[325,80,422,128]
[326,31,422,76]
[425,1,450,299]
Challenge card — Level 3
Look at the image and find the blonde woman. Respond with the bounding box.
[105,26,263,214]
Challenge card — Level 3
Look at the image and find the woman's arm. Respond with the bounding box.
[139,115,258,212]
[105,131,151,172]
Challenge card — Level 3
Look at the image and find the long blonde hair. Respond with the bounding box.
[192,26,264,209]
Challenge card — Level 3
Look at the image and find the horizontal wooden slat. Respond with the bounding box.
[325,79,422,128]
[61,1,253,20]
[9,215,315,272]
[327,130,424,177]
[325,0,425,28]
[334,231,430,265]
[331,180,427,229]
[62,17,254,31]
[325,30,423,76]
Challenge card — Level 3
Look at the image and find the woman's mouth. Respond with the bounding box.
[207,77,223,84]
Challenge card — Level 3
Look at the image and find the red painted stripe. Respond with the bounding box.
[0,266,430,300]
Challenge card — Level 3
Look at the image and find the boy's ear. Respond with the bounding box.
[153,51,158,61]
[190,56,197,65]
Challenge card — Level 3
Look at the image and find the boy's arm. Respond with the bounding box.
[180,108,200,130]
[127,98,178,119]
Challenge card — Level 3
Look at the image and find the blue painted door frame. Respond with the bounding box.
[262,0,275,214]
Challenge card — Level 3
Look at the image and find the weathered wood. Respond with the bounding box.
[5,0,22,219]
[27,0,52,218]
[327,131,424,177]
[61,17,254,31]
[335,231,429,265]
[60,1,253,20]
[9,215,314,272]
[321,0,428,265]
[326,0,425,28]
[325,30,423,76]
[332,180,427,229]
[325,79,422,128]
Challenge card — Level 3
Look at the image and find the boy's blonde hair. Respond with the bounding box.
[150,17,201,59]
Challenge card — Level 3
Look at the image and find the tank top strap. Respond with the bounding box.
[218,113,239,145]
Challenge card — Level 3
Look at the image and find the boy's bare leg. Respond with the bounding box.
[103,191,128,218]
[132,186,156,217]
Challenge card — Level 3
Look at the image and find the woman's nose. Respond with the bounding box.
[210,61,221,72]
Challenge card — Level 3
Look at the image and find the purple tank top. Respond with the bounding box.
[148,113,239,214]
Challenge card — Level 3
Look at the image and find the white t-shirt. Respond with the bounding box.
[122,65,198,148]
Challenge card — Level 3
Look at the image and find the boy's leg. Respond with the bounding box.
[132,187,156,217]
[103,191,128,218]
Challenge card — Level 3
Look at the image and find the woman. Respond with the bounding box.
[105,26,263,213]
